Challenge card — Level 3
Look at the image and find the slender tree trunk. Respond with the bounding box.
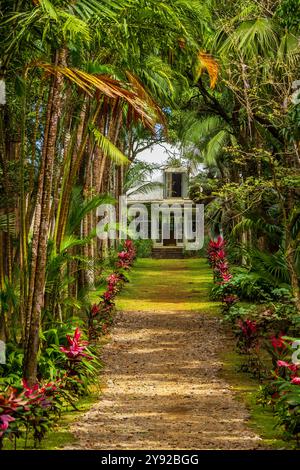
[23,48,67,385]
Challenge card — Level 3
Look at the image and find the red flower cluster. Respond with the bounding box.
[207,236,225,266]
[270,333,286,351]
[90,240,136,320]
[22,379,59,407]
[60,327,90,360]
[90,304,101,317]
[0,415,15,437]
[100,272,125,312]
[277,360,298,373]
[0,389,26,438]
[0,378,62,439]
[277,360,300,384]
[291,377,300,385]
[222,294,239,308]
[207,236,232,284]
[116,239,136,270]
[237,319,257,337]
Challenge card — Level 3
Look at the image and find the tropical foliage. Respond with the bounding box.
[0,0,299,450]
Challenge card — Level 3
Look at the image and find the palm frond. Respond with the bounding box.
[195,52,218,89]
[204,129,229,166]
[219,17,278,59]
[187,115,224,144]
[66,188,114,235]
[126,181,163,196]
[90,127,129,166]
[36,63,156,128]
[37,0,58,20]
[232,217,282,238]
[126,70,166,125]
[247,248,290,285]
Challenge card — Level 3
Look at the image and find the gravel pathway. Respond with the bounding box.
[66,306,264,449]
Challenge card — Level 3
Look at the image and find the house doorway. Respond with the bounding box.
[163,214,176,246]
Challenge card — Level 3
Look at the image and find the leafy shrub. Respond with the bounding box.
[134,239,153,258]
[0,325,100,449]
[210,270,279,302]
[222,304,256,324]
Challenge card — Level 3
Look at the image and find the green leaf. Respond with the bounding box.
[90,126,129,165]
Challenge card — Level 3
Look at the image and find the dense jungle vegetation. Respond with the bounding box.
[0,0,299,449]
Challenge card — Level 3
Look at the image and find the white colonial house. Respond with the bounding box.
[126,165,197,257]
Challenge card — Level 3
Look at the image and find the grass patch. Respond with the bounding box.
[116,258,220,314]
[221,348,292,449]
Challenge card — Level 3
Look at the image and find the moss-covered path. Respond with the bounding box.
[67,259,264,449]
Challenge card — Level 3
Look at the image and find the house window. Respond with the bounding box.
[171,173,182,197]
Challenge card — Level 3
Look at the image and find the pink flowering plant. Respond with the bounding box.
[60,327,91,361]
[273,366,300,439]
[58,327,99,396]
[0,378,64,449]
[207,236,235,304]
[88,239,136,338]
[236,318,259,353]
[258,336,300,440]
[264,332,289,371]
[207,237,232,284]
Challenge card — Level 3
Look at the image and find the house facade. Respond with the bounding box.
[127,165,195,250]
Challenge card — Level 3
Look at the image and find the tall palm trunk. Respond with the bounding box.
[23,48,67,385]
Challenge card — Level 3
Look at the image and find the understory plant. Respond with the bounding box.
[0,324,100,449]
[88,239,136,338]
[207,237,300,444]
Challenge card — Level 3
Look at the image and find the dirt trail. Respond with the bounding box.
[66,260,264,449]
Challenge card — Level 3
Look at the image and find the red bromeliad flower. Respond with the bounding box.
[0,414,15,437]
[277,360,298,373]
[208,236,224,250]
[60,327,90,360]
[207,237,225,266]
[96,240,136,317]
[238,319,257,336]
[208,236,233,286]
[116,240,136,269]
[22,380,39,399]
[91,303,101,317]
[220,272,232,283]
[107,273,121,284]
[271,333,286,351]
[291,377,300,385]
[124,239,134,249]
[0,388,28,414]
[118,250,129,261]
[21,379,58,408]
[103,290,114,303]
[217,261,229,271]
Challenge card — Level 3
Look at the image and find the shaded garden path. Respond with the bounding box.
[67,259,264,449]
